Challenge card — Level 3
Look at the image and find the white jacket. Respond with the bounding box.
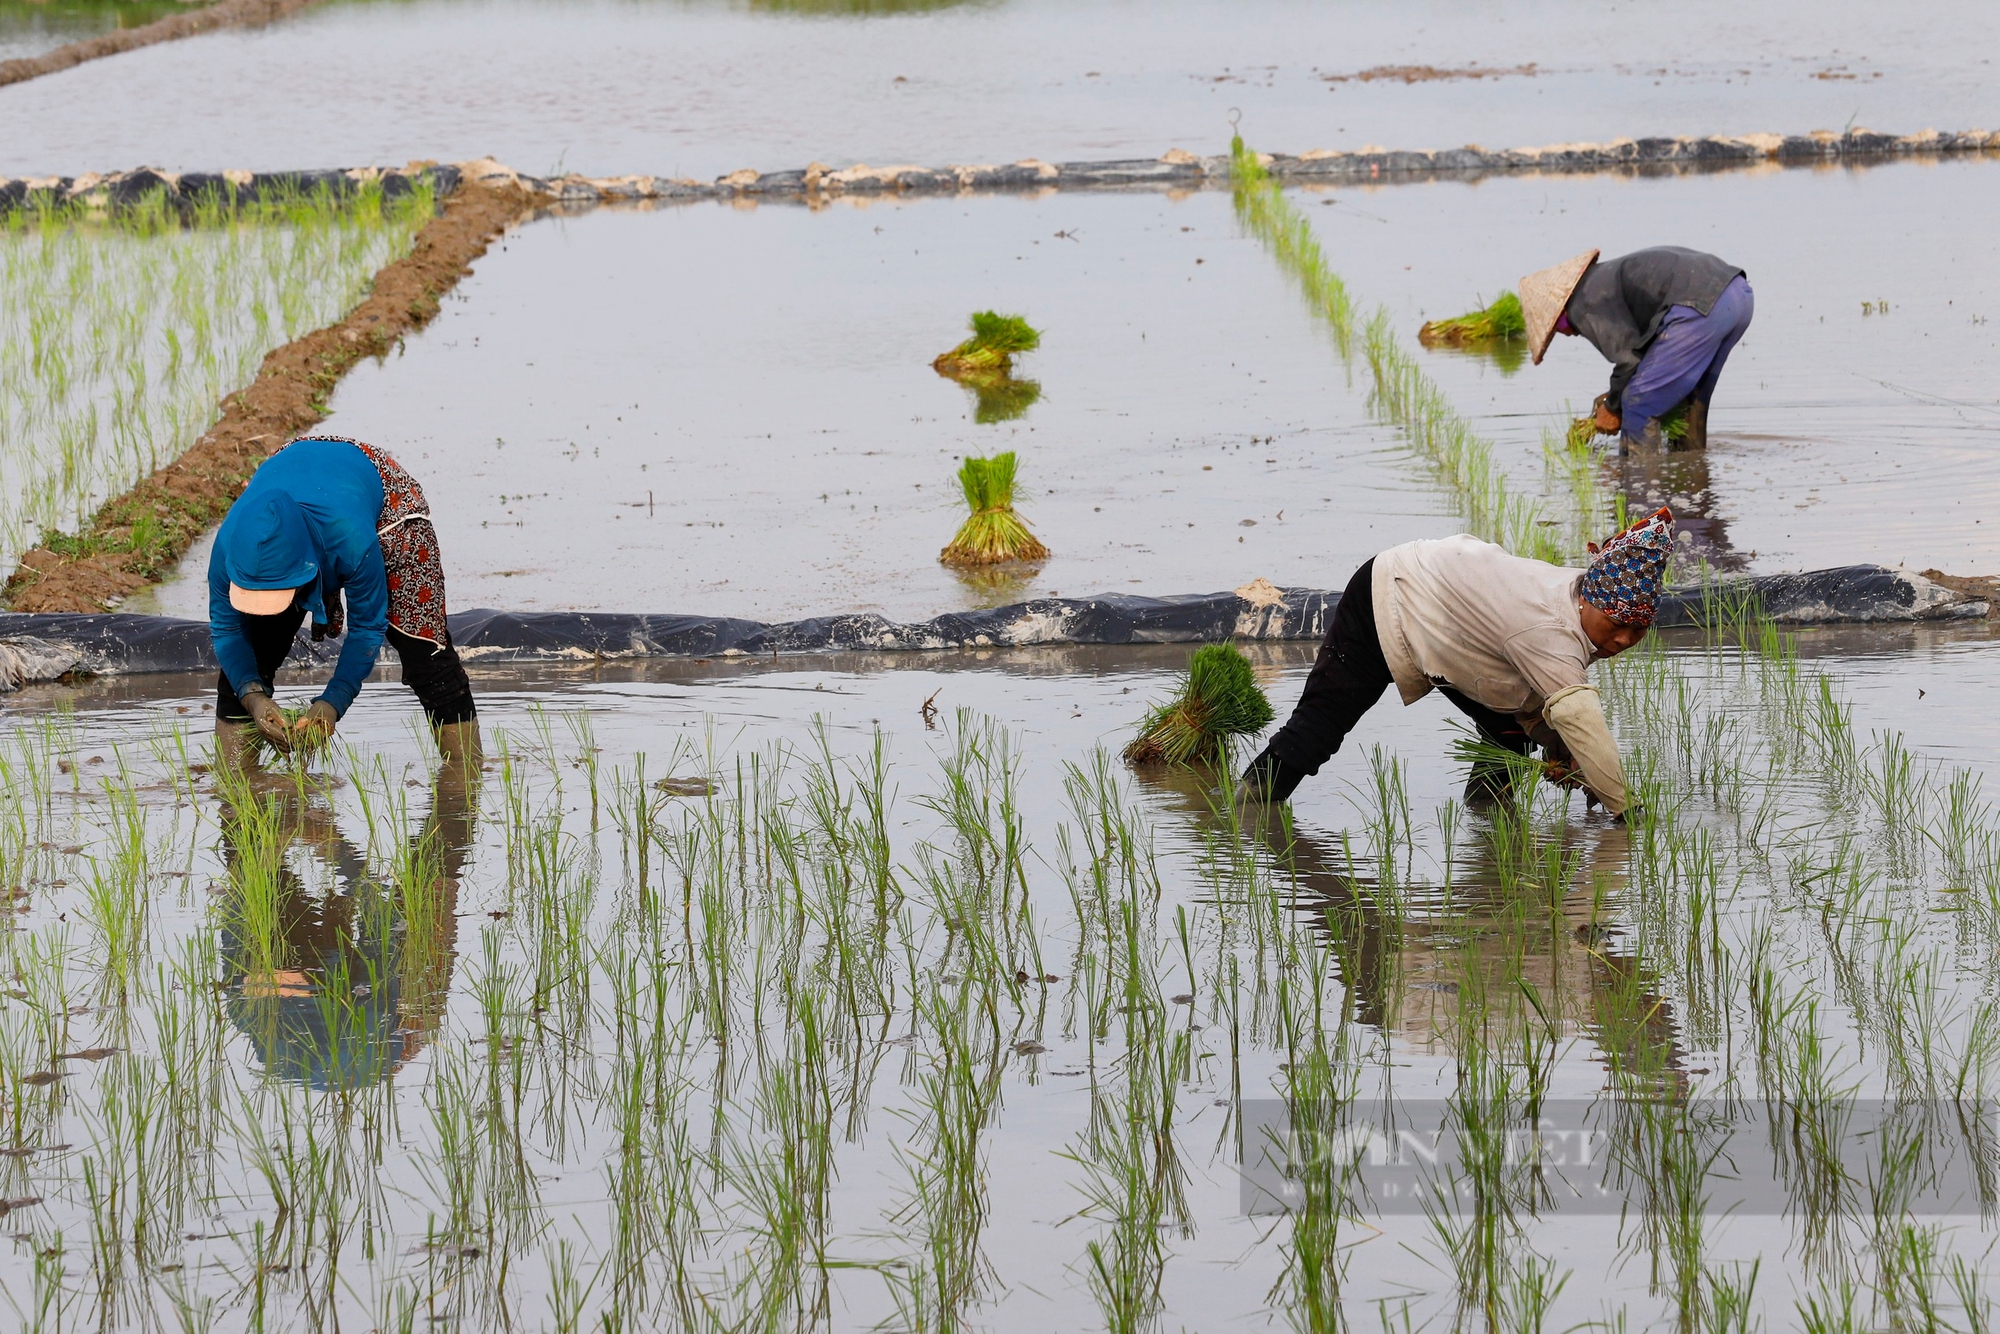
[1372,535,1629,813]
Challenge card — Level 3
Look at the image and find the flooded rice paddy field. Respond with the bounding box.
[9,4,2000,1329]
[4,617,2000,1329]
[0,0,196,64]
[0,184,432,579]
[4,0,2000,179]
[123,152,2000,622]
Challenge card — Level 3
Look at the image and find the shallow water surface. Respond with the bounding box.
[3,620,2000,1329]
[132,155,2000,624]
[4,0,1999,177]
[137,185,1462,621]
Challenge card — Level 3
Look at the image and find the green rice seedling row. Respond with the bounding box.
[0,184,431,580]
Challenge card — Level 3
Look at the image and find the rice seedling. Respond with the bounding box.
[1417,291,1527,347]
[1567,400,1693,450]
[931,310,1040,377]
[1231,135,1563,562]
[6,576,2000,1334]
[937,451,1050,566]
[1123,642,1274,767]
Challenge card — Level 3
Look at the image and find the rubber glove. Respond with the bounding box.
[1592,394,1621,435]
[240,689,291,752]
[294,700,339,750]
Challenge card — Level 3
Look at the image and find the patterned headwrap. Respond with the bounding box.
[1579,506,1675,627]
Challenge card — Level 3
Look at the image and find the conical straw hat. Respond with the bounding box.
[1518,249,1599,365]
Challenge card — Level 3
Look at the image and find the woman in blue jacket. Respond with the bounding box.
[208,436,476,759]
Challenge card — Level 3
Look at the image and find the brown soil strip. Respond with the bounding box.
[2,180,535,614]
[1920,570,2000,617]
[1320,63,1540,85]
[0,0,324,89]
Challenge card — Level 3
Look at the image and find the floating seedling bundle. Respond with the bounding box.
[934,312,1044,423]
[933,310,1041,376]
[1417,291,1526,347]
[1123,642,1275,767]
[939,451,1050,566]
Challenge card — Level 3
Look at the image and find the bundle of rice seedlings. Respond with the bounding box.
[245,706,327,764]
[938,452,1050,566]
[1658,402,1691,444]
[1569,400,1691,448]
[960,369,1042,424]
[932,311,1041,377]
[1417,291,1526,347]
[1123,643,1275,767]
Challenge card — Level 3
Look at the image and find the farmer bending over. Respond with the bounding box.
[1241,509,1677,815]
[209,436,478,763]
[1522,247,1753,451]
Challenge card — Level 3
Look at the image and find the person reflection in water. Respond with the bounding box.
[1611,446,1748,573]
[1253,813,1693,1092]
[214,745,480,1089]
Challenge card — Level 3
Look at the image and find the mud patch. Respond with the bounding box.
[1,179,534,614]
[1320,63,1540,84]
[1919,570,2000,617]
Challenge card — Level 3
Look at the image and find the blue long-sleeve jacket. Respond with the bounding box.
[208,438,387,717]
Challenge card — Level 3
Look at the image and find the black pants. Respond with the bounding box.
[216,605,477,728]
[1257,559,1531,781]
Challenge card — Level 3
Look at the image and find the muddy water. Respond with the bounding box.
[132,155,2000,623]
[8,623,2000,1330]
[4,0,1999,177]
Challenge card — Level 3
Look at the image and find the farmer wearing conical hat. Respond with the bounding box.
[1242,508,1677,816]
[208,436,478,763]
[1520,247,1753,451]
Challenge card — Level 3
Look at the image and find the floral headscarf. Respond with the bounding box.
[1579,506,1675,627]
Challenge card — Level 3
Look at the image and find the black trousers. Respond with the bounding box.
[216,605,477,728]
[1260,559,1531,780]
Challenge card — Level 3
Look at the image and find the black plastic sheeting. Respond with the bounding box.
[0,565,1983,689]
[0,166,460,218]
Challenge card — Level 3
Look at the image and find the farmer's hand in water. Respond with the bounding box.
[1592,396,1621,435]
[1543,757,1586,788]
[241,690,291,752]
[293,700,338,749]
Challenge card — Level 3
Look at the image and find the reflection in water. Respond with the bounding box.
[959,371,1042,425]
[1423,339,1527,378]
[1138,762,1688,1086]
[947,559,1044,608]
[1609,440,1747,573]
[1271,811,1688,1089]
[214,751,479,1090]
